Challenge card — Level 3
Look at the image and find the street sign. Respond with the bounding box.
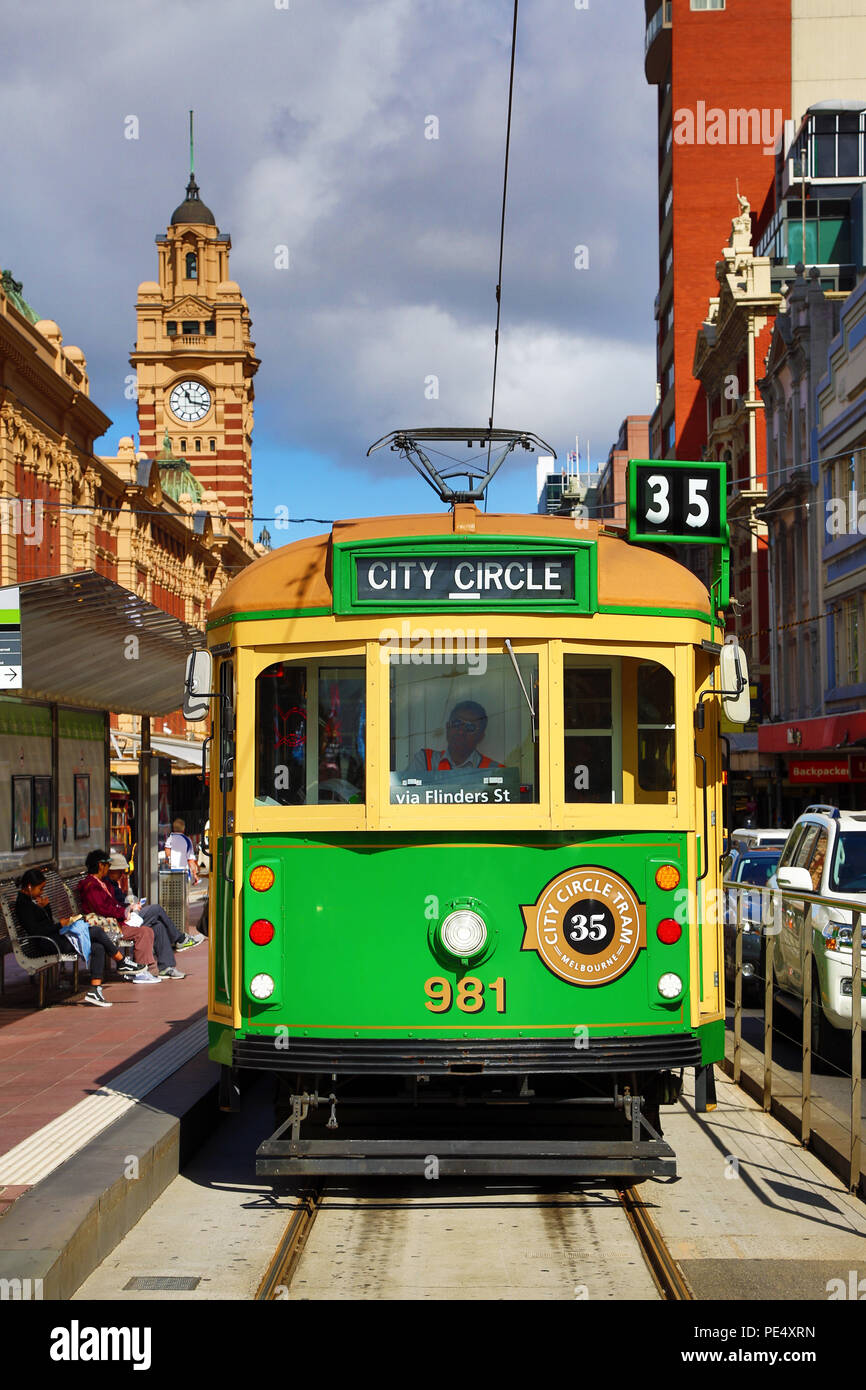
[0,587,22,689]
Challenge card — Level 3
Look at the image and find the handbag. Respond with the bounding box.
[84,913,123,945]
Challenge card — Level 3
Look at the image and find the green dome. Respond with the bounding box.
[1,269,39,323]
[156,433,204,504]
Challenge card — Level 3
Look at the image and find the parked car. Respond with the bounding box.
[723,848,782,1002]
[766,805,866,1063]
[730,827,790,854]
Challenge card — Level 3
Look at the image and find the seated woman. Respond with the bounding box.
[105,853,201,979]
[77,850,160,983]
[16,868,140,1007]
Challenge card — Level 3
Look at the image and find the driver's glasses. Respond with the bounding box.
[447,719,482,733]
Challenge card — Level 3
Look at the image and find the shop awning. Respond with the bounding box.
[112,729,205,770]
[758,710,866,755]
[6,571,204,717]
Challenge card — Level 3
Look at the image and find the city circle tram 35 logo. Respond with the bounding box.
[520,867,646,986]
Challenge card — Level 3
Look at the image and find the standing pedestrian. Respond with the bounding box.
[164,818,200,885]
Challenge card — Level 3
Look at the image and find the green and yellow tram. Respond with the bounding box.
[183,446,746,1178]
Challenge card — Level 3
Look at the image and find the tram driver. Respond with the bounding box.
[404,701,504,777]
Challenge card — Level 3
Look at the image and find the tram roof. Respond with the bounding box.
[209,506,711,622]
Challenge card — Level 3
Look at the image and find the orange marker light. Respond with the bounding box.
[655,865,680,891]
[250,865,275,892]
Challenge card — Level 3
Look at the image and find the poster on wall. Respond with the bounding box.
[12,776,32,850]
[33,776,52,847]
[74,773,90,840]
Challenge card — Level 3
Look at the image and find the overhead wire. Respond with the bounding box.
[484,0,520,512]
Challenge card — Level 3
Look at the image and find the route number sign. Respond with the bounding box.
[627,460,727,546]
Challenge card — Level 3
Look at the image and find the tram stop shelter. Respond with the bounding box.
[0,570,204,904]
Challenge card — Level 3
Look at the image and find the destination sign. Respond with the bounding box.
[355,554,576,603]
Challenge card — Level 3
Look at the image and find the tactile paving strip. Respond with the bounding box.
[0,1018,207,1185]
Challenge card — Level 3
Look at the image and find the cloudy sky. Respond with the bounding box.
[2,0,658,542]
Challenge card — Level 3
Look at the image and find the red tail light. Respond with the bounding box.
[249,919,275,946]
[656,918,682,944]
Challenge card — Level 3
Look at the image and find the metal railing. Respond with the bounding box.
[725,878,863,1191]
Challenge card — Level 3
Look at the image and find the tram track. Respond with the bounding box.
[616,1185,693,1301]
[257,1179,692,1301]
[255,1186,323,1300]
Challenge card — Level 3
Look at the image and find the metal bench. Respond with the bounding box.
[0,870,81,1008]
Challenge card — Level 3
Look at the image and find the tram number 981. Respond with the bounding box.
[424,977,506,1014]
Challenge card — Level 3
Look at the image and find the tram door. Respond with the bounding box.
[694,645,724,1017]
[213,655,236,1010]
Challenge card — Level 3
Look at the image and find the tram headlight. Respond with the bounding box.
[657,972,683,1000]
[439,910,487,959]
[249,973,275,1000]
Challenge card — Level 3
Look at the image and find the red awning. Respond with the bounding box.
[758,710,866,755]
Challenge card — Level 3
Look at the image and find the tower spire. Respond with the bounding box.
[189,109,194,178]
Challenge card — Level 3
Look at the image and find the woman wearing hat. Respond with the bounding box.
[107,853,203,978]
[78,850,160,981]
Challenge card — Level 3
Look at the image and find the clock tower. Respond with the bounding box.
[131,165,259,541]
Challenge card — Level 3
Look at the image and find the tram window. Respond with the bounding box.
[564,663,618,803]
[637,663,675,792]
[218,661,234,794]
[255,660,365,806]
[389,652,539,806]
[563,656,676,805]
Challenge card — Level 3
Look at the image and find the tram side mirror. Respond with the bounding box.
[719,639,750,723]
[183,649,213,721]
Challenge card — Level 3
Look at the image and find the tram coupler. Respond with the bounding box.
[693,1063,718,1113]
[289,1092,338,1141]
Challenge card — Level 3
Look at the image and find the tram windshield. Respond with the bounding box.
[255,659,365,805]
[389,652,539,806]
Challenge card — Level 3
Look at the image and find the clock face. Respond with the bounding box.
[169,380,211,422]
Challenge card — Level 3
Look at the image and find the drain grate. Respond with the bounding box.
[123,1275,201,1291]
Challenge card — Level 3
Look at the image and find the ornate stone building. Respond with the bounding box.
[693,203,780,705]
[131,175,259,542]
[0,248,260,744]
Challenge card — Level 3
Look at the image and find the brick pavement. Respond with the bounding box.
[0,892,209,1217]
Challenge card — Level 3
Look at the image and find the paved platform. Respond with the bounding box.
[650,1068,866,1300]
[0,883,209,1217]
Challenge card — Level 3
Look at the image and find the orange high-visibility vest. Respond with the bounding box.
[423,749,494,772]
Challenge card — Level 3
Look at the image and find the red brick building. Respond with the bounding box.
[645,0,792,461]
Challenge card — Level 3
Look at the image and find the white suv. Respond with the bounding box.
[769,805,866,1061]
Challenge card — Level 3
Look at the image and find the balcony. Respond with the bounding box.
[168,334,206,350]
[645,0,672,84]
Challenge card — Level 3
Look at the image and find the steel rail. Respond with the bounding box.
[616,1186,693,1301]
[254,1185,323,1301]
